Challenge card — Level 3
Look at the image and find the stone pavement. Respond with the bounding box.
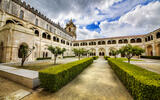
[23,58,133,100]
[131,59,160,74]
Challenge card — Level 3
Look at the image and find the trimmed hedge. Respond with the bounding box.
[108,58,160,100]
[92,56,99,60]
[63,56,75,58]
[104,56,110,60]
[39,58,93,92]
[141,56,160,59]
[36,57,51,60]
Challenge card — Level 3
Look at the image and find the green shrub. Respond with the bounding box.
[36,57,51,60]
[108,58,160,100]
[39,58,93,92]
[104,56,110,60]
[141,56,160,59]
[63,56,75,58]
[92,56,99,60]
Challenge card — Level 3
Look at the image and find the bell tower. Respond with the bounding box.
[65,19,76,40]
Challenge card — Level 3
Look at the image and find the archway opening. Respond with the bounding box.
[147,45,153,56]
[18,43,29,58]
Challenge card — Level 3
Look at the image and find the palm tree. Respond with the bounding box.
[48,46,65,64]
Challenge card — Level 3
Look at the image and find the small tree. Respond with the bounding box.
[119,44,144,63]
[48,46,65,64]
[110,49,119,59]
[19,45,35,67]
[61,48,66,58]
[73,48,86,60]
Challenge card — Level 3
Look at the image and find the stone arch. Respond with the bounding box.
[0,41,4,62]
[6,19,15,24]
[124,39,128,43]
[156,44,160,56]
[118,40,123,44]
[47,34,51,40]
[102,41,105,45]
[42,32,46,38]
[130,39,135,43]
[112,40,116,44]
[35,30,39,36]
[98,41,101,45]
[156,32,160,39]
[147,45,153,56]
[136,38,142,43]
[18,43,29,58]
[107,40,111,44]
[90,48,96,56]
[98,48,105,56]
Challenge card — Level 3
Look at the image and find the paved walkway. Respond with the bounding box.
[23,58,132,100]
[131,59,160,74]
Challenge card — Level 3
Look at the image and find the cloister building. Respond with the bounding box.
[0,0,160,63]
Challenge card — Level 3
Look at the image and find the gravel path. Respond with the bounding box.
[23,58,132,100]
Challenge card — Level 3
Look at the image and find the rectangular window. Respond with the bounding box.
[35,18,38,26]
[46,24,48,30]
[19,10,24,19]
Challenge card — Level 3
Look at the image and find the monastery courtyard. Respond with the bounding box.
[0,57,160,100]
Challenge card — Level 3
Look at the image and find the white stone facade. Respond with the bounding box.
[0,0,160,63]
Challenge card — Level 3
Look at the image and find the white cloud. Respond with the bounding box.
[99,1,160,38]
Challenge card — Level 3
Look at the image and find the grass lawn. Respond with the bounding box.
[115,58,143,62]
[8,62,58,71]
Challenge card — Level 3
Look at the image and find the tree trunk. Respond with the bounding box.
[54,55,57,65]
[78,55,80,60]
[21,58,25,67]
[128,58,130,63]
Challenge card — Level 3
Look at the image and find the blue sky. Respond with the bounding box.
[23,0,160,40]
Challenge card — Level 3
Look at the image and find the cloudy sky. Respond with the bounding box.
[23,0,160,40]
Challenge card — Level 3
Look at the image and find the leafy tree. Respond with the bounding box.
[110,48,119,59]
[61,48,66,58]
[73,48,86,60]
[119,44,144,63]
[48,46,65,64]
[19,45,35,67]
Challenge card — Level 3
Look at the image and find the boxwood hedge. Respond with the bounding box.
[92,56,99,60]
[141,56,160,59]
[39,58,93,92]
[36,57,51,60]
[104,56,110,60]
[108,58,160,100]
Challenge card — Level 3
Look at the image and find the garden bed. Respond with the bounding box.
[108,58,160,100]
[39,58,93,92]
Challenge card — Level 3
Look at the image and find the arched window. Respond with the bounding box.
[107,40,111,44]
[89,42,91,45]
[80,43,83,46]
[53,36,56,41]
[42,33,46,38]
[6,20,14,24]
[102,41,105,45]
[98,41,101,45]
[137,38,142,43]
[18,43,28,58]
[151,35,153,40]
[148,36,151,41]
[156,32,160,39]
[35,30,39,36]
[130,39,135,43]
[123,39,128,43]
[35,18,38,26]
[46,52,48,58]
[57,38,59,42]
[19,10,24,19]
[118,40,123,44]
[112,40,116,44]
[145,38,148,42]
[47,35,51,40]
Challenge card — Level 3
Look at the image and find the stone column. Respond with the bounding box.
[152,44,156,56]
